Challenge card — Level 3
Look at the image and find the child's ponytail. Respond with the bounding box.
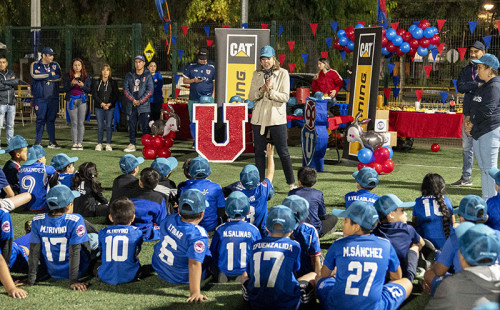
[421,173,451,238]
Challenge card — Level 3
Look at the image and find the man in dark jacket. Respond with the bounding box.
[0,56,19,145]
[451,41,485,187]
[122,55,153,152]
[30,47,62,149]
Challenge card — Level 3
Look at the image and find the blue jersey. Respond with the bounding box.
[58,173,74,188]
[130,189,167,241]
[345,189,379,209]
[151,72,164,103]
[247,236,301,310]
[18,162,56,211]
[183,62,215,101]
[10,233,30,272]
[152,213,210,284]
[98,225,143,285]
[322,234,400,310]
[292,222,321,277]
[30,213,89,279]
[486,194,500,230]
[0,209,13,242]
[179,178,225,231]
[210,220,261,277]
[413,195,454,249]
[289,187,326,235]
[373,222,421,278]
[437,230,461,273]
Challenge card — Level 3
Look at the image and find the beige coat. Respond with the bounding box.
[248,68,290,135]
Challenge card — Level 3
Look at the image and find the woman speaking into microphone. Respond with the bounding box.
[248,46,295,189]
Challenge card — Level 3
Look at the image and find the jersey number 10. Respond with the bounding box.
[105,236,129,262]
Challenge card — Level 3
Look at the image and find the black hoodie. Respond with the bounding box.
[470,76,500,140]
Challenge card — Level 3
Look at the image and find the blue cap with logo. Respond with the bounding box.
[260,45,275,58]
[488,168,500,186]
[225,191,250,219]
[282,195,309,226]
[188,157,211,179]
[1,135,28,154]
[353,167,379,189]
[456,222,500,266]
[454,195,488,222]
[472,53,499,70]
[240,165,260,190]
[24,145,46,166]
[199,96,214,103]
[229,96,243,103]
[332,201,379,230]
[151,157,178,178]
[51,153,78,171]
[119,154,145,174]
[179,189,209,215]
[46,185,81,210]
[41,47,56,55]
[266,205,296,234]
[135,55,146,62]
[374,194,415,218]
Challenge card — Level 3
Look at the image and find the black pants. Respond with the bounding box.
[319,214,338,238]
[252,124,295,185]
[150,101,163,121]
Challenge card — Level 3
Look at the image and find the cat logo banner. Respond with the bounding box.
[343,27,383,160]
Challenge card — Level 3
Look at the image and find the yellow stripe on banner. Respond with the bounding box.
[226,63,255,101]
[349,64,372,156]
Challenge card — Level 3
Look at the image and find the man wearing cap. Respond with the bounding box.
[0,56,19,146]
[123,55,154,153]
[451,41,486,187]
[30,47,62,149]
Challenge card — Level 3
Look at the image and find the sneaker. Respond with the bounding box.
[105,144,113,151]
[77,144,83,150]
[47,142,61,149]
[95,144,103,151]
[289,184,297,191]
[123,144,136,152]
[450,177,472,186]
[71,144,79,150]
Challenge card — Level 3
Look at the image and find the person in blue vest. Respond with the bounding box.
[30,47,62,149]
[147,61,164,121]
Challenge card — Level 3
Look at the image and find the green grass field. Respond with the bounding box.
[1,119,477,309]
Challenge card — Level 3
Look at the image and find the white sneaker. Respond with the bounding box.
[71,144,79,150]
[95,144,103,151]
[77,143,83,150]
[105,144,113,151]
[123,144,136,152]
[289,184,297,191]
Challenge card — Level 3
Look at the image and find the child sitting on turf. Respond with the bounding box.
[73,162,109,218]
[425,223,500,310]
[316,201,413,310]
[151,157,178,214]
[2,135,28,195]
[485,168,500,230]
[413,173,455,250]
[289,166,337,237]
[373,194,425,282]
[49,153,78,188]
[344,167,380,209]
[28,185,91,291]
[9,220,32,273]
[152,189,211,303]
[97,198,143,285]
[18,145,56,211]
[129,168,166,241]
[283,195,322,277]
[178,157,225,232]
[110,154,144,203]
[210,191,261,283]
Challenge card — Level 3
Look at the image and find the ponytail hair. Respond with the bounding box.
[421,173,451,238]
[72,162,102,193]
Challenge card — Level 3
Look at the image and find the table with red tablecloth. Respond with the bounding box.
[388,111,463,138]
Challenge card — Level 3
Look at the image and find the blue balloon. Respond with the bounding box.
[337,30,346,37]
[429,26,438,35]
[339,37,348,46]
[400,42,410,53]
[423,28,434,39]
[392,35,403,46]
[355,24,364,29]
[428,44,436,50]
[358,148,374,164]
[381,47,390,55]
[384,146,394,159]
[412,28,423,39]
[386,28,397,41]
[417,46,428,57]
[347,41,355,51]
[408,25,417,33]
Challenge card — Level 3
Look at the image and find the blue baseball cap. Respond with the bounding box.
[353,167,379,189]
[229,96,243,103]
[488,168,500,186]
[24,145,46,166]
[188,157,211,179]
[266,205,296,234]
[119,154,144,174]
[225,191,250,219]
[3,135,28,153]
[472,53,499,70]
[240,165,260,190]
[151,157,178,178]
[282,195,309,226]
[245,99,255,110]
[135,55,146,62]
[374,194,415,218]
[41,47,56,55]
[46,185,80,210]
[199,96,214,103]
[179,189,209,215]
[260,45,275,58]
[456,222,499,266]
[51,153,78,171]
[332,201,379,230]
[454,195,488,222]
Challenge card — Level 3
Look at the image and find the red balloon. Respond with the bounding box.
[141,134,153,147]
[381,159,395,174]
[142,147,157,160]
[419,38,431,48]
[402,32,413,42]
[418,20,431,30]
[374,147,391,163]
[386,42,396,53]
[152,136,165,149]
[410,38,420,49]
[382,28,386,36]
[430,34,440,45]
[396,28,406,37]
[381,36,388,47]
[333,38,342,50]
[369,162,383,174]
[358,162,368,170]
[157,148,171,158]
[344,46,353,53]
[396,47,405,56]
[431,143,440,152]
[163,137,174,148]
[346,26,355,41]
[407,48,417,56]
[165,130,176,139]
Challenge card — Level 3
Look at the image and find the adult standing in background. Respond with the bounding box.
[123,55,153,153]
[312,58,343,109]
[451,41,485,186]
[0,56,19,146]
[248,46,295,190]
[30,47,62,149]
[148,61,164,121]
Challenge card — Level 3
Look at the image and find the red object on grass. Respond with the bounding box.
[142,147,157,160]
[369,162,383,174]
[163,137,174,148]
[381,159,395,173]
[141,134,153,147]
[152,136,165,149]
[431,143,440,152]
[157,148,171,158]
